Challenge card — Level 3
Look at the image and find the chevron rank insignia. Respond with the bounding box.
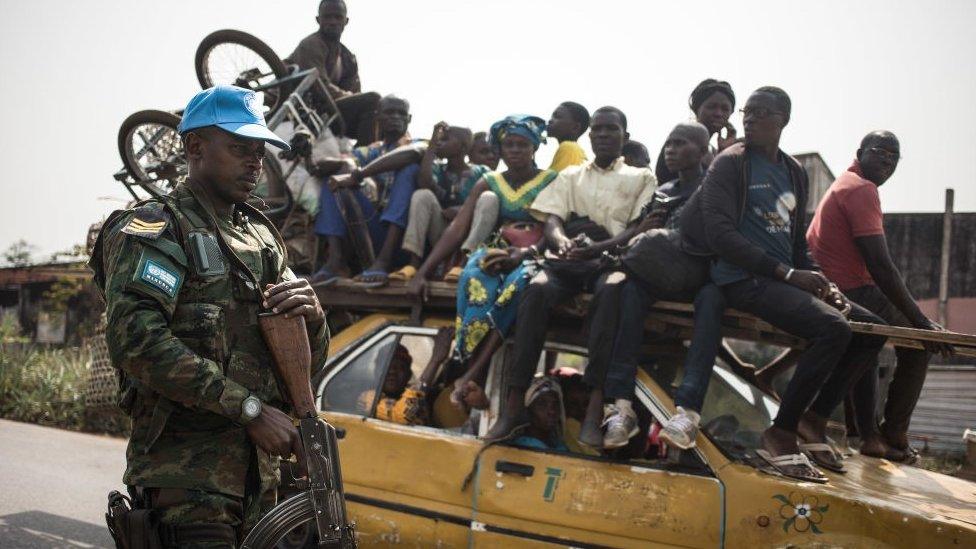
[121,215,168,239]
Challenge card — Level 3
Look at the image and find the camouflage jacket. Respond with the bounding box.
[90,182,329,497]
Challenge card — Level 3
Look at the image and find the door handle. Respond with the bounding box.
[495,460,534,477]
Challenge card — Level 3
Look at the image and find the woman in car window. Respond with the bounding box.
[512,377,569,453]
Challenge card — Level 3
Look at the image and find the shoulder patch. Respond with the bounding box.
[121,216,169,239]
[139,258,182,297]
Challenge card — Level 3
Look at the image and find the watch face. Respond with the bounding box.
[243,398,261,418]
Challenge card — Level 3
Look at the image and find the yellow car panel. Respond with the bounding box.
[322,411,479,547]
[319,314,976,547]
[470,444,722,547]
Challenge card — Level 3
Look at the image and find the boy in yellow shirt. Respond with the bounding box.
[547,101,590,172]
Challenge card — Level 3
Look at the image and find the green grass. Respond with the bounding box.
[0,343,90,430]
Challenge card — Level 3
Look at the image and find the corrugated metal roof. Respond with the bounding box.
[908,366,976,454]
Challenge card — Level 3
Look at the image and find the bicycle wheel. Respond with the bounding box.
[195,29,289,114]
[241,492,351,549]
[117,109,185,196]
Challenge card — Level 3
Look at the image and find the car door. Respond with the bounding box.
[469,346,724,548]
[317,324,481,547]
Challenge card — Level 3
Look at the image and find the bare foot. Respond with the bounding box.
[482,390,526,441]
[797,412,843,471]
[861,435,907,461]
[762,425,799,457]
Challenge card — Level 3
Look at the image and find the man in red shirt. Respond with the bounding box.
[807,130,950,461]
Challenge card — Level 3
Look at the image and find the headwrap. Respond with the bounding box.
[689,79,735,113]
[524,375,563,408]
[489,114,547,152]
[524,375,566,438]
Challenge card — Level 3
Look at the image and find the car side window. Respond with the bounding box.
[321,332,397,415]
[370,332,474,432]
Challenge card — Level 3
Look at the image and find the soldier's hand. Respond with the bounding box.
[264,280,325,324]
[245,404,306,473]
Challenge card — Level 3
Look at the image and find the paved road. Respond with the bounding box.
[0,419,126,548]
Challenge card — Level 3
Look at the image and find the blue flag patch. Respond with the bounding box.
[141,259,180,297]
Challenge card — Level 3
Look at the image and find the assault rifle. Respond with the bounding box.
[241,313,356,548]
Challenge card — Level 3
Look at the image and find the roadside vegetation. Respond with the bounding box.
[1,310,128,436]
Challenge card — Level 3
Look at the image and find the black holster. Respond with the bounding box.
[105,489,162,549]
[106,488,238,549]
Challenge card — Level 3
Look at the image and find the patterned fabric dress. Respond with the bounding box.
[483,169,558,222]
[452,168,557,360]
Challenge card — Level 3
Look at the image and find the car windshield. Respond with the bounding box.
[642,356,779,461]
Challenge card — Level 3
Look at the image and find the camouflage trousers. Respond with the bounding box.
[142,455,277,547]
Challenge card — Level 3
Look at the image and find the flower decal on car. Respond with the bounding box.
[774,492,828,534]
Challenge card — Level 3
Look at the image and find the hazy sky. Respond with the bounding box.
[1,0,974,260]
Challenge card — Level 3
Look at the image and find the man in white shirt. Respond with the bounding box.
[483,106,657,442]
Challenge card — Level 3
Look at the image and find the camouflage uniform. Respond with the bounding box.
[90,182,329,546]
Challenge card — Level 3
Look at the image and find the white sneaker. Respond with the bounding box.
[603,399,639,449]
[660,406,701,450]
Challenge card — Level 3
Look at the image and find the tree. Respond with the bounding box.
[3,239,35,267]
[49,243,89,263]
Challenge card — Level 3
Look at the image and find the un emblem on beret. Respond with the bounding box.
[244,91,263,118]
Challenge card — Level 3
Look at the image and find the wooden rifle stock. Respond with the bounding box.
[258,312,317,418]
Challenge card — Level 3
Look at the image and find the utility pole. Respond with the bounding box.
[938,188,954,327]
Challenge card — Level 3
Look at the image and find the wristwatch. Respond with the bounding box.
[240,395,263,424]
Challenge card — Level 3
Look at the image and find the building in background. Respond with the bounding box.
[0,261,93,344]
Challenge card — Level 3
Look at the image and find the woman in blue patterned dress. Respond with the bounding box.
[407,115,557,392]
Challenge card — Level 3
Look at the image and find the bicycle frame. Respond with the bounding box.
[117,68,346,207]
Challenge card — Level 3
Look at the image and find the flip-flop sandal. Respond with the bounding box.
[896,445,920,465]
[442,266,463,283]
[756,449,828,483]
[354,269,389,289]
[307,267,341,287]
[799,442,846,474]
[388,265,417,283]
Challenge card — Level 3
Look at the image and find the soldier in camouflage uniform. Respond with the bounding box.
[91,85,329,547]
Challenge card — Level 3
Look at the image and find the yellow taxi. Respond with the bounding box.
[309,313,976,548]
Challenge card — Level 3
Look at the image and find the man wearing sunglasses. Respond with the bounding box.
[807,131,952,463]
[677,87,886,482]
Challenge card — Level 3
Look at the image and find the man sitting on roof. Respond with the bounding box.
[483,106,657,441]
[309,95,419,287]
[583,121,718,450]
[678,87,887,482]
[286,0,381,144]
[807,130,953,462]
[390,123,491,282]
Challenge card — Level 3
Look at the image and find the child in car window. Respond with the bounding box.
[512,377,569,453]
